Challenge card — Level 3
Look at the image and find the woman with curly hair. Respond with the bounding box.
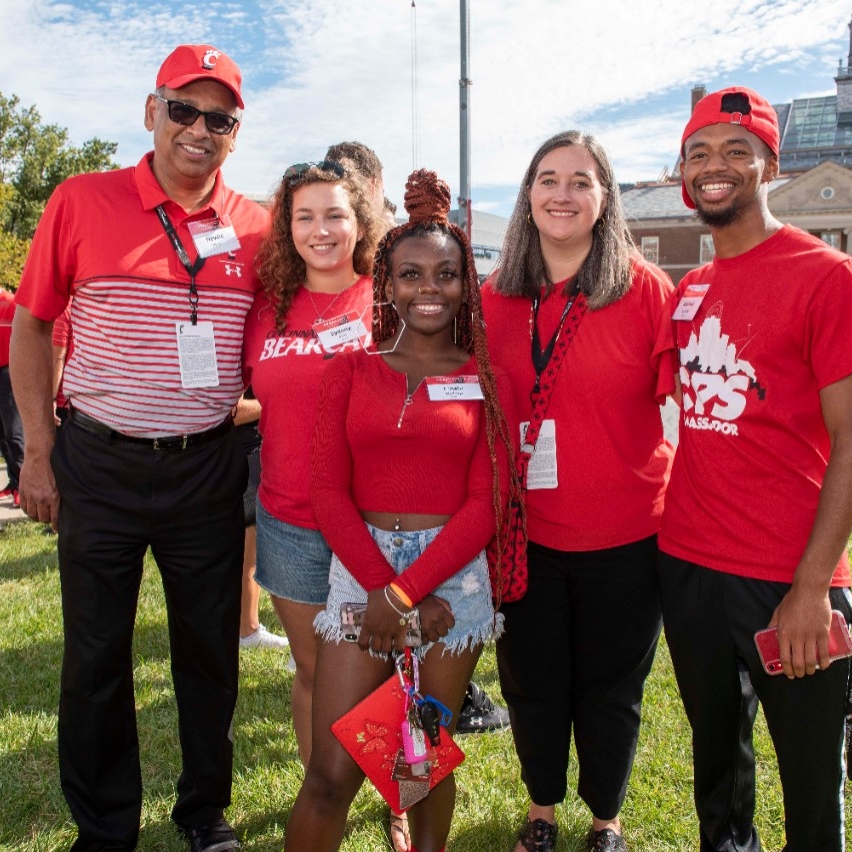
[482,131,676,852]
[284,169,518,852]
[242,159,382,767]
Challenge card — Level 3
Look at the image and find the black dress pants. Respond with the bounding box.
[658,552,851,852]
[52,419,246,851]
[497,535,662,819]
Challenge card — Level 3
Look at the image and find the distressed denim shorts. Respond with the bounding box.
[255,499,332,605]
[315,523,503,657]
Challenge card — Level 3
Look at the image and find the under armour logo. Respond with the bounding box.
[224,264,242,277]
[202,50,221,70]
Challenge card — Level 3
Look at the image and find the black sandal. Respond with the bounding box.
[516,817,558,852]
[585,827,627,852]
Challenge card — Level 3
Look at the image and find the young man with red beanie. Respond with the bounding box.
[657,86,852,852]
[11,44,267,852]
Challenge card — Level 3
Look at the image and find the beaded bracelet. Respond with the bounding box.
[383,585,417,626]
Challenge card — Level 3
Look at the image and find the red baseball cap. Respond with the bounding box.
[680,86,779,209]
[156,44,244,109]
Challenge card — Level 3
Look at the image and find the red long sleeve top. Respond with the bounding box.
[310,349,510,604]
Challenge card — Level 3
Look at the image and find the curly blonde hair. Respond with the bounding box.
[256,161,383,332]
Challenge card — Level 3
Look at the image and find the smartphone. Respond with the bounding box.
[754,609,852,675]
[340,602,422,647]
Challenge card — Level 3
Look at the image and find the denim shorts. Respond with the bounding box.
[315,523,503,657]
[255,499,332,605]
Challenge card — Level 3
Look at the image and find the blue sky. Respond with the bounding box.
[1,0,851,217]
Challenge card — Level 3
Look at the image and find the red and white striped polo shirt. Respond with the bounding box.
[16,153,268,436]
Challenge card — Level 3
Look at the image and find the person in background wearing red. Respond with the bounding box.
[51,303,72,427]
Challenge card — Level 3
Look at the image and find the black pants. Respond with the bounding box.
[658,552,852,852]
[497,536,662,818]
[0,364,24,488]
[52,419,247,851]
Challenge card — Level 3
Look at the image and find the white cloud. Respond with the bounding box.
[1,0,849,216]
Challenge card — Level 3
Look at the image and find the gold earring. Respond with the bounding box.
[527,212,534,226]
[418,287,424,294]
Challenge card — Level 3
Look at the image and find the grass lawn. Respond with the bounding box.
[0,518,848,851]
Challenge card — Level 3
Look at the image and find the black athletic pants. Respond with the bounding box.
[52,418,246,851]
[658,551,851,852]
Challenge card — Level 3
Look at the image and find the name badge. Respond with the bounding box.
[187,215,241,258]
[314,312,369,353]
[425,376,483,401]
[175,321,220,388]
[672,283,710,321]
[522,418,557,489]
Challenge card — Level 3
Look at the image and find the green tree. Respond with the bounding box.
[0,92,119,288]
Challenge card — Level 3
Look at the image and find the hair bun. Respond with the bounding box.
[403,169,451,225]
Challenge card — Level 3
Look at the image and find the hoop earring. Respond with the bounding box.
[597,217,606,229]
[454,315,458,344]
[527,212,535,226]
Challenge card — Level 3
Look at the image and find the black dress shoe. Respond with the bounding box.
[181,817,241,852]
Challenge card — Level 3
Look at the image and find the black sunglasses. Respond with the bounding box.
[283,160,346,183]
[153,95,239,136]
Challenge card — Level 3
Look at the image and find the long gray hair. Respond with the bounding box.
[494,130,635,310]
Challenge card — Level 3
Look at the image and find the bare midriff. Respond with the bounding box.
[360,511,451,532]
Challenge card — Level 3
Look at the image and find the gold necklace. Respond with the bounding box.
[304,278,357,322]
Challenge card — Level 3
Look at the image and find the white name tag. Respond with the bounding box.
[425,376,484,401]
[175,321,220,388]
[314,312,368,352]
[188,215,241,258]
[672,283,710,321]
[522,418,557,489]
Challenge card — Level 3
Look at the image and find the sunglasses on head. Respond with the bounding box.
[283,160,346,183]
[153,95,239,136]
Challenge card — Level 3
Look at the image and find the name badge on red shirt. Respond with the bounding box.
[673,283,710,321]
[187,215,241,259]
[425,376,483,401]
[313,311,369,353]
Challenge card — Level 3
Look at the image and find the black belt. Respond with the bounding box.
[69,408,233,451]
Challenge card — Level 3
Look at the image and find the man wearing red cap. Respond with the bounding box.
[657,86,852,851]
[11,44,267,852]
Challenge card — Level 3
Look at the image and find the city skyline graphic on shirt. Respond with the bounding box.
[680,305,766,430]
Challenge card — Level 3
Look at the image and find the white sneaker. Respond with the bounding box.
[239,624,290,650]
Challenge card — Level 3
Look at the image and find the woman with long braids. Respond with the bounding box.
[242,159,382,767]
[284,169,517,852]
[482,131,676,852]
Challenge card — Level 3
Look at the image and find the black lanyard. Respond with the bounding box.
[155,205,206,325]
[530,283,579,397]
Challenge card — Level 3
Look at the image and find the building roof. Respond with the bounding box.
[776,94,852,170]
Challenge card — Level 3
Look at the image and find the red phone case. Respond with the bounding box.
[754,610,852,675]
